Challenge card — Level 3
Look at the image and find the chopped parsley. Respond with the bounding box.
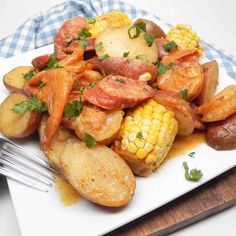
[178,89,188,100]
[63,99,84,119]
[135,55,147,61]
[156,61,175,74]
[12,96,47,114]
[88,81,96,89]
[23,70,35,80]
[85,16,96,24]
[38,81,46,88]
[163,41,177,52]
[136,132,144,139]
[84,133,96,148]
[95,42,103,52]
[116,79,125,84]
[98,54,109,61]
[183,161,203,182]
[128,22,146,39]
[78,86,84,92]
[47,53,62,69]
[79,40,89,49]
[188,152,196,158]
[123,51,130,58]
[67,28,92,47]
[144,34,153,47]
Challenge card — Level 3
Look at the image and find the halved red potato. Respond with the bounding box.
[0,93,41,138]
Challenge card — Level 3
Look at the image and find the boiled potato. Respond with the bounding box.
[0,93,41,138]
[60,141,136,207]
[196,60,219,105]
[96,26,158,63]
[3,66,33,93]
[39,114,77,171]
[75,105,124,145]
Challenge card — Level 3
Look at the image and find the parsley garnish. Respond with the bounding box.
[116,79,125,84]
[135,55,147,61]
[98,54,109,61]
[85,16,96,24]
[23,70,35,80]
[78,86,84,92]
[84,133,96,148]
[64,99,84,119]
[136,132,144,139]
[79,40,89,49]
[12,96,47,114]
[123,51,130,58]
[183,161,203,182]
[47,53,62,69]
[188,152,196,158]
[156,61,175,74]
[178,89,188,100]
[144,34,153,47]
[95,42,103,52]
[67,28,92,47]
[163,41,177,52]
[128,22,146,39]
[88,81,96,89]
[38,81,46,88]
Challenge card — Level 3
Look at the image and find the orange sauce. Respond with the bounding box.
[166,131,206,160]
[55,175,82,206]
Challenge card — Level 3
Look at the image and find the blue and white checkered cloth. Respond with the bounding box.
[0,0,235,80]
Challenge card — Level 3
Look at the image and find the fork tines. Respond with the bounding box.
[0,138,57,192]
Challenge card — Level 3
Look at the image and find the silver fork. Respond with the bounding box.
[0,138,57,192]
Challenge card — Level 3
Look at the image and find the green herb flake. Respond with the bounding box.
[178,89,188,100]
[98,54,109,61]
[67,28,92,46]
[163,41,177,52]
[123,51,130,58]
[88,81,96,89]
[188,152,196,158]
[64,99,84,119]
[183,161,203,182]
[85,17,96,24]
[47,53,62,69]
[38,81,46,88]
[144,34,153,47]
[135,55,147,61]
[116,79,125,84]
[23,70,35,80]
[12,96,47,114]
[95,42,103,52]
[84,133,96,148]
[156,61,175,74]
[136,132,144,139]
[78,86,84,92]
[128,22,146,39]
[79,39,89,49]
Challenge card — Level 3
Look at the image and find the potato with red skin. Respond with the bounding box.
[31,54,51,71]
[134,18,165,39]
[0,93,41,138]
[206,112,236,150]
[102,57,157,82]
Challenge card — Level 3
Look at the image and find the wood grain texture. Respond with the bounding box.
[108,167,236,236]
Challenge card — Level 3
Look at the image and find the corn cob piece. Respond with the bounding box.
[166,24,204,56]
[88,10,132,36]
[113,99,178,176]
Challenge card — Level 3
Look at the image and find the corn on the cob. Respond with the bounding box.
[118,99,178,171]
[88,10,132,36]
[166,24,204,56]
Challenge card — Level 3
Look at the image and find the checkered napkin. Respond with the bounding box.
[0,0,235,80]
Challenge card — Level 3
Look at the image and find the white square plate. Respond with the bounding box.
[0,42,236,236]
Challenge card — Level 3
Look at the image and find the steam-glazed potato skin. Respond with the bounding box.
[39,114,77,171]
[134,18,165,39]
[75,105,124,145]
[0,93,41,138]
[102,57,157,82]
[196,60,219,105]
[206,112,236,150]
[3,66,34,93]
[60,141,136,207]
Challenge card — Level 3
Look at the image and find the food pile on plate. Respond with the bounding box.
[0,10,236,207]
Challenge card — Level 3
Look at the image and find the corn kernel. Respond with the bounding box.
[145,154,157,165]
[136,148,148,159]
[127,143,138,153]
[135,139,145,148]
[144,143,153,152]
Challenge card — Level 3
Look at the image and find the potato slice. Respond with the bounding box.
[3,66,33,93]
[196,60,219,105]
[75,105,124,145]
[0,93,41,138]
[96,26,158,63]
[60,141,136,207]
[39,114,77,171]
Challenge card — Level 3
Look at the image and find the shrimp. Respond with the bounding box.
[157,49,204,101]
